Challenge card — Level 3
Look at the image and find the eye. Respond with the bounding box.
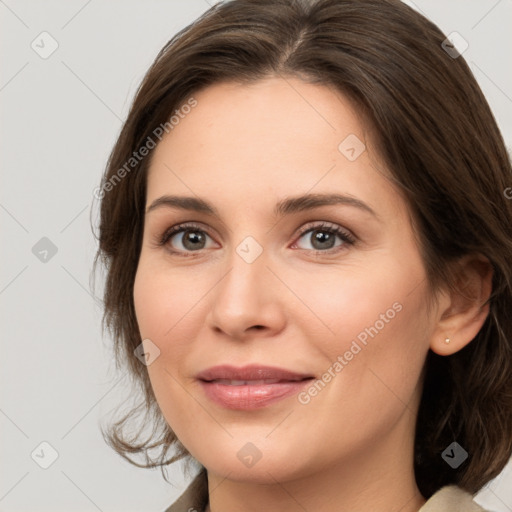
[157,221,355,257]
[158,222,215,255]
[292,222,355,253]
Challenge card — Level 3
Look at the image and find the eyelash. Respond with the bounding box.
[157,221,356,257]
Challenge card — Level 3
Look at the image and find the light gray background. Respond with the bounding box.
[1,1,511,511]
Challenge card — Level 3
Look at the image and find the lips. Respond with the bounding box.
[196,365,314,410]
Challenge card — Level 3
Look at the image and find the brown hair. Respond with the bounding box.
[93,0,512,499]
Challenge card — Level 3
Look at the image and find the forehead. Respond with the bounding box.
[154,76,364,157]
[145,77,405,223]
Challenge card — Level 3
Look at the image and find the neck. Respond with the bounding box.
[205,411,426,512]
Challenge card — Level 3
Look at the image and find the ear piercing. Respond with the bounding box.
[444,337,451,344]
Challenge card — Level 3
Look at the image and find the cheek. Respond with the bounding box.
[290,257,427,348]
[287,261,430,457]
[133,262,199,434]
[292,256,431,402]
[133,258,203,342]
[132,257,212,396]
[133,261,181,374]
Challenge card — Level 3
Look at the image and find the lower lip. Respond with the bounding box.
[199,380,312,410]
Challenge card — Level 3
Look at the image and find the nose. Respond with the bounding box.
[206,244,287,341]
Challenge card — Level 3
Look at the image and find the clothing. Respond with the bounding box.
[164,468,489,512]
[165,468,208,512]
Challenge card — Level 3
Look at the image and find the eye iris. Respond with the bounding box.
[312,229,335,250]
[182,230,205,250]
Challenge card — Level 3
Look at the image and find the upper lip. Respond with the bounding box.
[196,364,314,382]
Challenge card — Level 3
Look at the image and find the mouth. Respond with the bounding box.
[204,378,308,385]
[196,365,315,410]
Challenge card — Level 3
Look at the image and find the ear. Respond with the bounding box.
[430,253,493,356]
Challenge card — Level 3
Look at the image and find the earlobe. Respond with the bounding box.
[429,254,493,356]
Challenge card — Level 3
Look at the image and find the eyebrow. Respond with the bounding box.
[146,193,379,219]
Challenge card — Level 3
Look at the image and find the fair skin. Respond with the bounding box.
[133,77,492,512]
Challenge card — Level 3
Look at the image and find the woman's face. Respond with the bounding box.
[133,77,439,482]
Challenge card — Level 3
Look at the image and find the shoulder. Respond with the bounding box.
[163,468,209,512]
[419,485,490,512]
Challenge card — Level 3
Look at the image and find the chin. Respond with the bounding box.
[186,435,315,484]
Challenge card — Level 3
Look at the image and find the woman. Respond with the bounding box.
[94,0,512,511]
